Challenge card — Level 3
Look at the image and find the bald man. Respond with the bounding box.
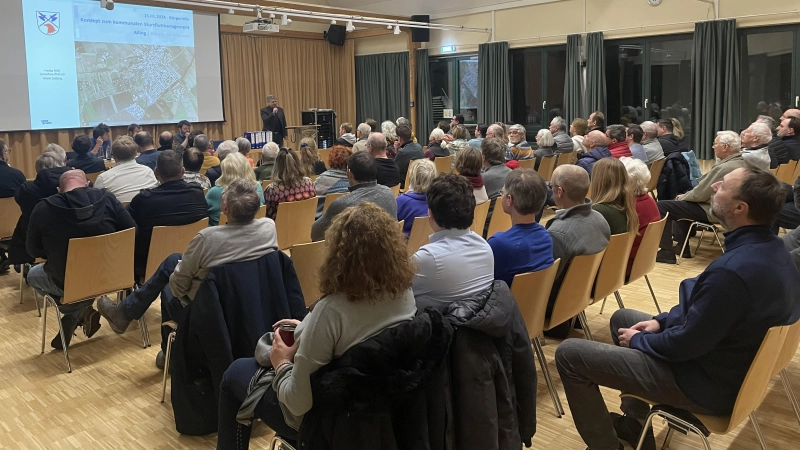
[158,131,173,152]
[26,169,136,351]
[575,130,612,177]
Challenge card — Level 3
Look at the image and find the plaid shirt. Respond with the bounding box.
[184,171,211,189]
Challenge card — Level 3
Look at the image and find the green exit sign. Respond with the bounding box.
[440,45,456,53]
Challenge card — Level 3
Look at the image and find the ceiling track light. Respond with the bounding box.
[269,13,275,19]
[393,24,401,35]
[281,14,291,26]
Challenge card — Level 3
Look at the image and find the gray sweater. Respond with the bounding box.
[553,130,575,154]
[311,181,398,241]
[482,164,512,199]
[546,200,610,284]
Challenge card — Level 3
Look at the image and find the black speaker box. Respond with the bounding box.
[325,24,346,46]
[411,15,430,42]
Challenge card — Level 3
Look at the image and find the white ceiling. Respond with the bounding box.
[322,0,560,18]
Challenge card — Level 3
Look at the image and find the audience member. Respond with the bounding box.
[625,124,648,163]
[366,118,378,133]
[656,118,688,154]
[588,111,606,133]
[381,120,398,155]
[42,143,67,164]
[235,137,255,168]
[412,174,493,310]
[437,120,451,135]
[182,147,212,189]
[468,123,488,149]
[425,128,449,160]
[445,124,470,157]
[450,114,472,138]
[481,137,512,199]
[336,123,356,147]
[741,122,774,170]
[621,157,660,275]
[314,145,352,217]
[655,119,693,201]
[173,120,192,152]
[195,135,219,175]
[127,123,142,137]
[94,136,158,202]
[27,170,136,349]
[576,130,612,176]
[507,124,534,161]
[777,115,800,162]
[545,165,610,338]
[207,140,236,186]
[396,117,417,143]
[298,137,326,176]
[454,146,488,204]
[217,201,418,448]
[67,134,106,174]
[91,123,111,159]
[185,129,203,149]
[134,131,160,170]
[98,179,278,368]
[550,116,575,153]
[312,152,397,241]
[353,123,371,153]
[0,140,25,198]
[157,131,173,152]
[396,159,436,236]
[590,157,639,235]
[488,169,554,287]
[606,124,633,159]
[640,121,665,165]
[254,142,279,181]
[367,133,401,188]
[571,118,588,153]
[127,150,209,280]
[206,152,265,226]
[394,124,425,189]
[656,130,745,264]
[263,149,316,220]
[555,166,800,450]
[533,128,556,165]
[782,175,800,268]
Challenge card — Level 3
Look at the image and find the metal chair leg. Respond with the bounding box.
[33,291,41,317]
[270,435,296,450]
[677,222,698,266]
[599,297,607,314]
[662,427,674,449]
[644,275,661,314]
[19,266,25,304]
[40,295,49,354]
[780,369,800,428]
[695,228,707,254]
[161,331,176,403]
[635,411,657,450]
[750,411,769,450]
[712,227,725,253]
[578,311,593,341]
[636,410,712,450]
[614,291,625,309]
[532,338,564,417]
[52,300,72,373]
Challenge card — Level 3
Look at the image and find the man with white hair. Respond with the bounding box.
[740,122,773,170]
[640,121,665,166]
[207,140,237,186]
[549,117,575,153]
[656,130,746,264]
[506,124,533,161]
[353,123,371,153]
[254,142,279,181]
[260,94,287,146]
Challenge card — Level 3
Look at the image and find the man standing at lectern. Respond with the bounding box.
[261,95,287,146]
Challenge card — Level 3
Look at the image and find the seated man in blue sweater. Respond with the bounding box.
[488,169,553,287]
[555,166,800,450]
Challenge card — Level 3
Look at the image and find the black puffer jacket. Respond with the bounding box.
[657,152,693,201]
[657,134,689,155]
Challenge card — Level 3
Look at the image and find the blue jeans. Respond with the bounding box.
[119,253,185,351]
[27,264,92,323]
[217,358,298,450]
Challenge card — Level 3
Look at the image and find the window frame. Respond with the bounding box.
[509,44,568,143]
[429,53,479,126]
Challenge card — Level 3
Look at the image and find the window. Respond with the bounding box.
[605,35,693,146]
[429,55,478,127]
[510,46,567,143]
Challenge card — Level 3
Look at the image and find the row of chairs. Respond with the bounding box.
[773,160,800,185]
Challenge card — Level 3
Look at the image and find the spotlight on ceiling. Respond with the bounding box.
[393,25,401,35]
[346,21,355,32]
[99,0,114,10]
[228,8,234,14]
[331,20,337,24]
[387,24,392,29]
[269,13,275,19]
[281,14,292,26]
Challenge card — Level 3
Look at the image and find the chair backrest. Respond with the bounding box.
[407,216,433,257]
[398,220,404,231]
[62,228,136,304]
[591,232,635,303]
[402,159,421,192]
[390,184,400,197]
[248,150,261,165]
[470,200,491,234]
[275,197,318,250]
[777,162,798,184]
[290,240,327,307]
[556,152,574,167]
[261,179,272,191]
[144,218,207,281]
[725,325,789,432]
[317,149,331,168]
[791,160,800,182]
[773,319,800,376]
[434,156,454,174]
[85,172,102,184]
[646,158,667,193]
[628,214,669,283]
[517,159,536,170]
[255,204,267,219]
[511,260,561,338]
[547,250,606,329]
[322,192,348,214]
[536,155,557,181]
[0,197,21,240]
[486,200,512,239]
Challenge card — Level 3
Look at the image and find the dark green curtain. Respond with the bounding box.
[416,48,433,144]
[585,32,606,117]
[478,41,510,124]
[355,52,409,124]
[691,19,739,160]
[564,34,584,125]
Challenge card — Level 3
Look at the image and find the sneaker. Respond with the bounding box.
[80,306,102,338]
[0,255,10,273]
[610,412,655,450]
[51,315,79,350]
[655,249,676,264]
[96,295,132,334]
[156,350,166,370]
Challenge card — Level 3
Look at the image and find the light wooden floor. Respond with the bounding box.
[2,228,800,449]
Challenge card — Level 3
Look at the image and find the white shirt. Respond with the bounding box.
[94,159,158,202]
[412,228,494,310]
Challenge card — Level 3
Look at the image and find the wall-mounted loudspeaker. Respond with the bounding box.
[411,15,430,43]
[325,24,346,46]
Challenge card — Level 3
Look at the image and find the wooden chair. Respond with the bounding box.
[261,179,273,191]
[555,152,574,167]
[777,161,798,184]
[646,158,666,198]
[390,184,401,197]
[624,324,790,450]
[434,155,454,174]
[85,172,102,184]
[511,260,562,417]
[791,159,800,183]
[397,220,404,231]
[39,228,146,373]
[604,215,668,315]
[317,149,331,168]
[248,150,262,166]
[322,192,348,214]
[290,241,327,308]
[536,155,557,181]
[400,159,421,193]
[590,232,635,313]
[219,205,267,226]
[143,218,207,283]
[0,197,20,241]
[544,250,606,341]
[485,201,512,239]
[677,220,725,265]
[275,197,318,251]
[772,319,800,428]
[470,201,491,235]
[516,159,536,170]
[407,216,433,257]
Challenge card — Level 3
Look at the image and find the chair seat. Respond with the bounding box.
[162,321,178,330]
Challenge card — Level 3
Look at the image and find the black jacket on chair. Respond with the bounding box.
[657,152,693,201]
[170,251,307,436]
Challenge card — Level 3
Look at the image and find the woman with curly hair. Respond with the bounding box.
[263,148,316,220]
[381,120,398,159]
[216,202,417,448]
[298,137,327,176]
[313,145,352,217]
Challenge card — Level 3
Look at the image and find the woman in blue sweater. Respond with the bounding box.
[396,159,437,236]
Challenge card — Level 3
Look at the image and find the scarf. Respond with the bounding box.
[464,174,485,189]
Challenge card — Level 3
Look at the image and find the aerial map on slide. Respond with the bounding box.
[75,42,197,126]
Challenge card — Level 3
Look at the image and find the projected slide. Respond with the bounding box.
[22,0,198,129]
